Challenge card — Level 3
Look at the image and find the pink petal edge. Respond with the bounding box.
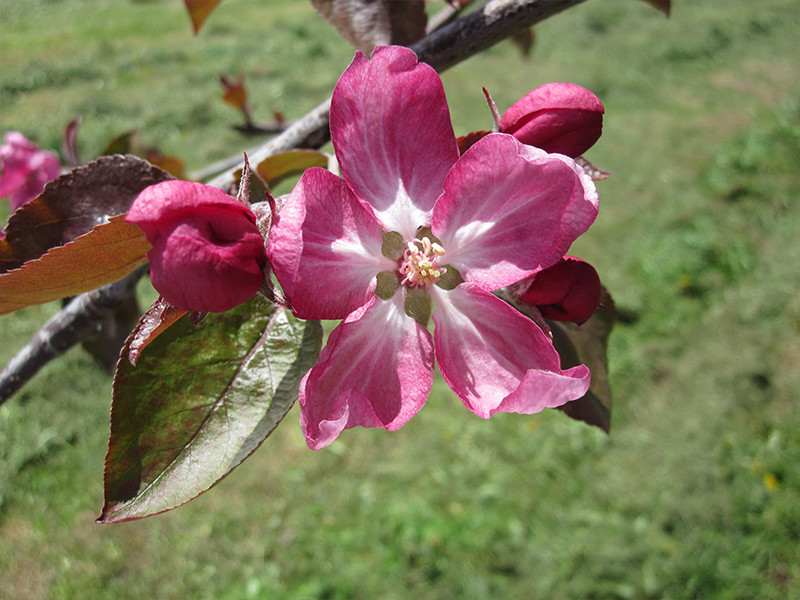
[299,294,434,450]
[431,283,590,419]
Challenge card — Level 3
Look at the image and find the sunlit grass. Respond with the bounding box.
[1,0,799,598]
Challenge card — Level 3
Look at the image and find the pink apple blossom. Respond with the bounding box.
[267,46,600,450]
[0,131,61,211]
[500,82,604,157]
[127,180,266,313]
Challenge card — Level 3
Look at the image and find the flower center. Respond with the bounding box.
[398,236,446,288]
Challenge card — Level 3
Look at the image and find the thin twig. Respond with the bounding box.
[206,0,589,189]
[0,267,146,405]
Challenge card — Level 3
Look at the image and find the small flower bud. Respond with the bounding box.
[127,180,266,313]
[500,83,604,158]
[518,256,601,325]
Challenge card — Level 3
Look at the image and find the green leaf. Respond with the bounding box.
[98,295,322,523]
[551,287,616,433]
[0,215,150,314]
[254,149,330,189]
[0,155,172,274]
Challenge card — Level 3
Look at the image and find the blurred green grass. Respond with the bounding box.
[1,0,799,598]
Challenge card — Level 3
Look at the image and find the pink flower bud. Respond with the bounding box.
[0,131,61,210]
[127,180,266,313]
[500,83,604,158]
[519,256,601,325]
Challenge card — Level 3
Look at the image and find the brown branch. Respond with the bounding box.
[0,267,146,405]
[206,0,590,188]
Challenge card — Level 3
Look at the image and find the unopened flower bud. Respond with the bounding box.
[500,83,604,158]
[127,180,266,313]
[518,256,601,325]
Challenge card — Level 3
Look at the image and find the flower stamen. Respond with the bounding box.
[399,236,447,288]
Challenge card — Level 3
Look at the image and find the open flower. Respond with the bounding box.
[500,82,604,158]
[127,180,266,313]
[267,46,599,450]
[0,131,61,211]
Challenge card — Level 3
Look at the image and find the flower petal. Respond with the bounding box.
[0,131,61,210]
[268,168,394,320]
[431,283,590,419]
[299,294,434,450]
[432,133,598,290]
[330,46,459,239]
[147,216,264,312]
[127,180,255,241]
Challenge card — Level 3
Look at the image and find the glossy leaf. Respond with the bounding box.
[255,149,330,189]
[0,215,150,314]
[184,0,224,34]
[0,155,172,273]
[99,295,323,522]
[309,0,427,54]
[127,296,188,367]
[551,287,616,432]
[640,0,670,16]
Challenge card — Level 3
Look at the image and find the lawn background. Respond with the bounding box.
[1,0,799,598]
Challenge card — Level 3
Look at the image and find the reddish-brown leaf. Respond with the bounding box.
[551,287,616,432]
[62,116,82,168]
[220,73,249,113]
[309,0,427,54]
[0,215,151,314]
[640,0,671,16]
[456,130,490,155]
[511,27,535,58]
[183,0,224,34]
[0,155,172,274]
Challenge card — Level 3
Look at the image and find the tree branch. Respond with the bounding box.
[0,267,146,405]
[206,0,589,188]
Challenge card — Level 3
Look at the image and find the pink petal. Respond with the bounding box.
[431,283,590,419]
[267,168,394,320]
[330,46,459,239]
[0,132,60,209]
[299,294,434,450]
[127,180,255,240]
[148,216,265,313]
[432,133,598,290]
